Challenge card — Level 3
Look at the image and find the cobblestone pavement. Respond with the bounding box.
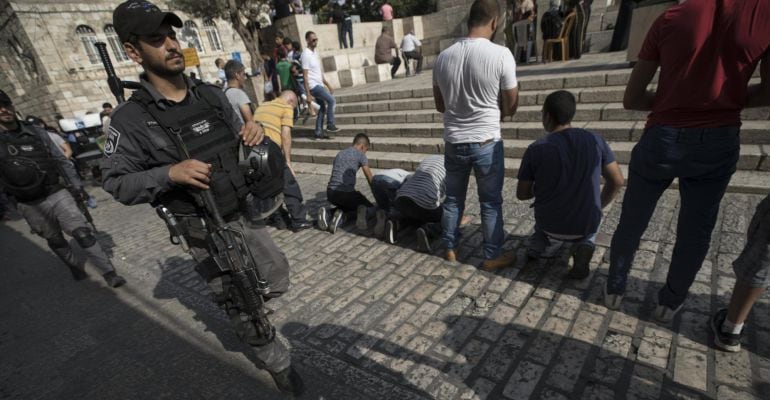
[2,172,769,400]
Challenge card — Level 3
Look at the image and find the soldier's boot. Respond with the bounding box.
[102,271,126,288]
[72,227,126,288]
[269,366,305,395]
[47,235,88,281]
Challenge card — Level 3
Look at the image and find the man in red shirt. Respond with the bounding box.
[605,0,770,322]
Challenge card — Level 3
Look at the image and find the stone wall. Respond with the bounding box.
[1,0,253,123]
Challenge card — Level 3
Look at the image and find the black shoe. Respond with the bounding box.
[384,219,397,244]
[330,209,345,234]
[68,264,88,281]
[268,213,288,230]
[103,271,126,288]
[326,125,341,133]
[373,209,387,238]
[269,366,305,395]
[290,220,312,232]
[567,244,594,280]
[711,308,742,352]
[416,227,431,253]
[525,248,541,261]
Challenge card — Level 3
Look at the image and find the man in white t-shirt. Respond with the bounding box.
[223,59,254,125]
[301,31,339,140]
[400,30,424,76]
[433,0,519,271]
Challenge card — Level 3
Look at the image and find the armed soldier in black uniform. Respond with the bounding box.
[100,1,303,394]
[0,90,126,287]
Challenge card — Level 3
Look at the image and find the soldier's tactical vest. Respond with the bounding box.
[130,84,248,218]
[0,122,62,202]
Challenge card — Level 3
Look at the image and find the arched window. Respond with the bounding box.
[76,25,99,65]
[203,19,223,52]
[181,20,204,53]
[104,24,130,63]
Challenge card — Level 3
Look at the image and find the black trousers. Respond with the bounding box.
[389,57,401,78]
[327,188,373,213]
[393,197,442,224]
[283,165,307,222]
[403,51,423,74]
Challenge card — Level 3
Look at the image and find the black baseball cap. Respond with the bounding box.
[0,90,11,106]
[113,0,183,43]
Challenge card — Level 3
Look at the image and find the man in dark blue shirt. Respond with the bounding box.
[516,90,624,279]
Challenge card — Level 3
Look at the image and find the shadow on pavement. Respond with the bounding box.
[0,223,286,400]
[281,313,721,400]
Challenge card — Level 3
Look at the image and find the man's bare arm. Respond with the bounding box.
[362,165,374,186]
[433,85,445,113]
[746,48,770,108]
[501,87,519,117]
[303,69,313,103]
[280,125,292,164]
[239,104,254,125]
[600,161,625,209]
[516,180,534,201]
[623,59,659,111]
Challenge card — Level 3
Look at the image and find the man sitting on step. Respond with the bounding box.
[516,90,624,279]
[318,133,375,234]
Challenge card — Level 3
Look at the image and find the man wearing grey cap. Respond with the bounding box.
[0,89,126,287]
[100,1,303,394]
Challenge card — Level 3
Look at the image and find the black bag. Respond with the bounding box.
[541,9,563,40]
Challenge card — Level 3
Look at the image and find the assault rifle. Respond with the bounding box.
[95,42,276,343]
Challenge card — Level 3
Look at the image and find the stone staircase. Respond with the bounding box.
[586,1,620,53]
[291,59,770,194]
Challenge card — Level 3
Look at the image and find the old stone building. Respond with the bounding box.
[0,0,253,123]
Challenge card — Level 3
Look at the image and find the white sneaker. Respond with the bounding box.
[384,220,397,244]
[317,207,328,231]
[330,209,344,234]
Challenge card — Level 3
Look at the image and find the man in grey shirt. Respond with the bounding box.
[318,133,374,233]
[224,60,254,125]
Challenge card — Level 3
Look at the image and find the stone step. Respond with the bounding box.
[289,154,770,194]
[586,30,613,54]
[314,103,770,125]
[334,68,642,104]
[291,136,767,171]
[334,85,633,114]
[293,120,770,145]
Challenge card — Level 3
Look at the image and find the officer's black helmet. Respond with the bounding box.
[242,138,285,200]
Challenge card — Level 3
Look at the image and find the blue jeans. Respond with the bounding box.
[339,19,353,48]
[371,175,403,211]
[310,85,336,136]
[528,224,596,257]
[607,125,740,308]
[442,140,505,259]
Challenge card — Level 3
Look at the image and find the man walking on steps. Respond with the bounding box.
[302,31,340,139]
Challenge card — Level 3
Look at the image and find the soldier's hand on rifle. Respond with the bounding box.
[169,160,211,190]
[240,120,264,146]
[72,188,87,202]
